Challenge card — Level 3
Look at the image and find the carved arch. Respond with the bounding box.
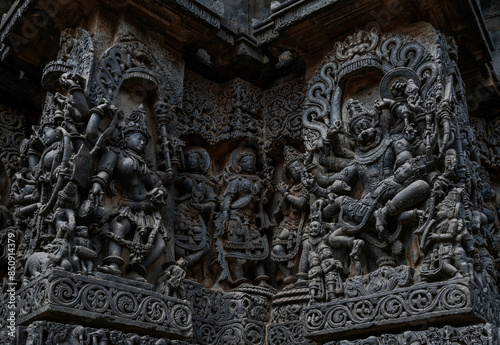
[90,40,183,107]
[302,29,439,150]
[42,28,95,94]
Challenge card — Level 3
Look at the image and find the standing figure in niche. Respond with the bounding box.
[297,217,327,280]
[72,226,96,275]
[50,182,78,240]
[174,147,216,279]
[29,117,74,247]
[420,188,473,282]
[318,242,344,300]
[272,146,309,284]
[308,251,323,302]
[214,147,271,287]
[90,105,168,280]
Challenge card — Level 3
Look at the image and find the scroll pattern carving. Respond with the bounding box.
[263,78,306,140]
[304,279,472,337]
[0,105,24,175]
[17,270,193,337]
[13,321,196,345]
[184,281,270,345]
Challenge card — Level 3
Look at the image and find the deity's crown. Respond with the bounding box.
[317,242,332,257]
[308,251,320,263]
[119,104,150,140]
[438,187,464,217]
[283,146,302,167]
[347,99,374,131]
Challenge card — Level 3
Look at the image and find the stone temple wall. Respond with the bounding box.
[1,1,500,344]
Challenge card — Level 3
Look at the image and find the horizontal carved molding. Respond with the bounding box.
[303,278,498,341]
[16,269,193,339]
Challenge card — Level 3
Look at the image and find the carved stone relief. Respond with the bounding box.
[2,24,500,345]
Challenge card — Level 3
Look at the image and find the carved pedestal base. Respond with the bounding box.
[185,281,273,345]
[267,282,314,345]
[304,273,500,341]
[323,323,500,345]
[15,321,197,345]
[16,269,193,339]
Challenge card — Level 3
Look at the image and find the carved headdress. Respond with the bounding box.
[347,99,376,133]
[229,147,257,172]
[118,104,151,143]
[57,181,78,206]
[438,187,464,218]
[283,146,303,168]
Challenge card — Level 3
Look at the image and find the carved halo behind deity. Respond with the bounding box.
[184,147,211,173]
[229,147,257,172]
[379,67,421,100]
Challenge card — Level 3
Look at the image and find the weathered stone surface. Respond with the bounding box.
[16,269,193,339]
[0,1,499,345]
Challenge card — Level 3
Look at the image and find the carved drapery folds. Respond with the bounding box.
[3,25,500,345]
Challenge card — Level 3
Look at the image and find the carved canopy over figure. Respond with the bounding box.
[214,147,271,287]
[90,105,168,280]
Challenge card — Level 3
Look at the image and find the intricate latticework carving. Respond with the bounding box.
[42,28,94,93]
[179,73,263,144]
[263,78,306,141]
[90,39,183,106]
[184,281,271,345]
[0,104,24,175]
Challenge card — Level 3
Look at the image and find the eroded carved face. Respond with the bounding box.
[239,154,256,174]
[125,132,147,153]
[309,221,322,237]
[445,150,457,172]
[78,228,89,237]
[352,119,376,145]
[393,162,413,183]
[185,152,202,172]
[42,125,58,146]
[287,161,306,182]
[437,205,451,220]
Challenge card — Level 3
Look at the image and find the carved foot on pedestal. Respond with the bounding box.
[97,264,122,276]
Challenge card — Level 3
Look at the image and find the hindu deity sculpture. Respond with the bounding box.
[174,147,216,280]
[214,147,271,287]
[90,105,168,280]
[420,188,474,282]
[271,146,309,284]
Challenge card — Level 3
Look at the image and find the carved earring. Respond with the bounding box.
[236,166,242,173]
